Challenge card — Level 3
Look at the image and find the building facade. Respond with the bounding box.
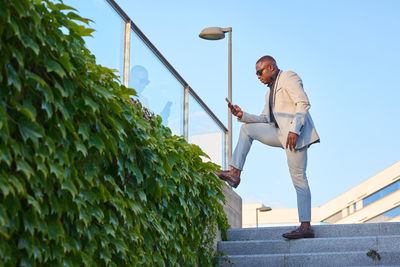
[244,161,400,227]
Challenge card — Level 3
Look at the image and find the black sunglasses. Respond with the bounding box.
[256,64,272,76]
[256,68,266,76]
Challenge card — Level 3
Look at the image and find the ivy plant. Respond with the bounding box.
[0,0,228,266]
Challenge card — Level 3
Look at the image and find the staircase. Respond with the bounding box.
[218,222,400,266]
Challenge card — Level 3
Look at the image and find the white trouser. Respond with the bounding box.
[230,123,311,222]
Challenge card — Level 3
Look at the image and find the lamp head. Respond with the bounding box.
[199,27,226,40]
[257,206,272,212]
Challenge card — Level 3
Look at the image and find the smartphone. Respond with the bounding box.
[225,97,237,113]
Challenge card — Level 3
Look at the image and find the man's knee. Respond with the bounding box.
[240,123,250,136]
[289,168,309,188]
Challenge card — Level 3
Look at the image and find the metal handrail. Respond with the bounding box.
[105,0,227,133]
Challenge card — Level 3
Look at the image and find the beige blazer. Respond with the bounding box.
[239,70,320,149]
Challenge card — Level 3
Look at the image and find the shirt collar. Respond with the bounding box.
[267,69,280,88]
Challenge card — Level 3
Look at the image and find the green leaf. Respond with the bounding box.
[54,81,67,98]
[36,161,48,177]
[6,64,21,91]
[45,58,66,77]
[16,100,37,122]
[61,180,77,198]
[54,3,77,11]
[20,36,39,55]
[64,120,79,140]
[138,191,147,202]
[74,140,87,156]
[78,124,89,141]
[83,96,99,112]
[79,209,90,226]
[114,238,128,254]
[88,134,105,152]
[18,118,44,146]
[47,220,64,241]
[44,137,56,155]
[0,204,9,227]
[8,175,25,195]
[93,84,113,99]
[49,163,64,179]
[0,176,14,197]
[16,159,34,180]
[27,195,41,215]
[66,12,92,24]
[90,206,104,222]
[23,209,37,235]
[120,87,137,98]
[59,52,73,73]
[41,101,53,119]
[10,1,27,17]
[26,70,47,86]
[133,166,143,184]
[70,24,95,37]
[0,144,12,166]
[11,47,24,67]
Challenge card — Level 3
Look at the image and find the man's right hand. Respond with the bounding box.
[228,103,243,119]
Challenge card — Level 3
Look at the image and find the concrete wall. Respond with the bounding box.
[221,184,242,228]
[212,183,242,255]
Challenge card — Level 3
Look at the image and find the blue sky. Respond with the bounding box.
[66,0,400,209]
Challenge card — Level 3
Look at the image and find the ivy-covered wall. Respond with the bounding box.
[0,0,227,266]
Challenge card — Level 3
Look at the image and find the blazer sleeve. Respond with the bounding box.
[237,92,271,123]
[238,111,269,123]
[284,71,311,135]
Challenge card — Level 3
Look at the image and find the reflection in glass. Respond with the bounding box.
[129,31,182,135]
[363,180,400,208]
[188,94,224,167]
[65,0,125,80]
[366,205,400,223]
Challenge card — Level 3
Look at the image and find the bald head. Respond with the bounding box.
[255,55,279,85]
[256,55,277,69]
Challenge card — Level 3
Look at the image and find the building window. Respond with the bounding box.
[353,203,357,211]
[366,205,400,223]
[363,180,400,208]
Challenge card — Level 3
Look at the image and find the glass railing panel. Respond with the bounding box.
[66,0,125,80]
[188,93,225,168]
[129,30,183,136]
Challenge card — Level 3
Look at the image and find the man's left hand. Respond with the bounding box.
[286,132,298,150]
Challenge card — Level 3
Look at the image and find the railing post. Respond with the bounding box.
[183,86,189,141]
[123,22,131,87]
[224,131,229,170]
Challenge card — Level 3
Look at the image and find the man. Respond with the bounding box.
[215,55,320,239]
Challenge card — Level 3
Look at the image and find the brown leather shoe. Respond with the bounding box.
[214,170,240,188]
[282,227,315,239]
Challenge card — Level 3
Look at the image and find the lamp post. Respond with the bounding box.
[256,206,272,228]
[199,27,232,169]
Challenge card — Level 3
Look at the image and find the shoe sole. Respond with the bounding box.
[226,180,238,188]
[215,173,239,188]
[282,234,315,239]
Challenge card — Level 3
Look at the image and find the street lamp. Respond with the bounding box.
[256,206,272,228]
[199,27,232,169]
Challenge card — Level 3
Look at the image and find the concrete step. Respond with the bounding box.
[219,235,400,255]
[227,222,400,241]
[218,250,400,267]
